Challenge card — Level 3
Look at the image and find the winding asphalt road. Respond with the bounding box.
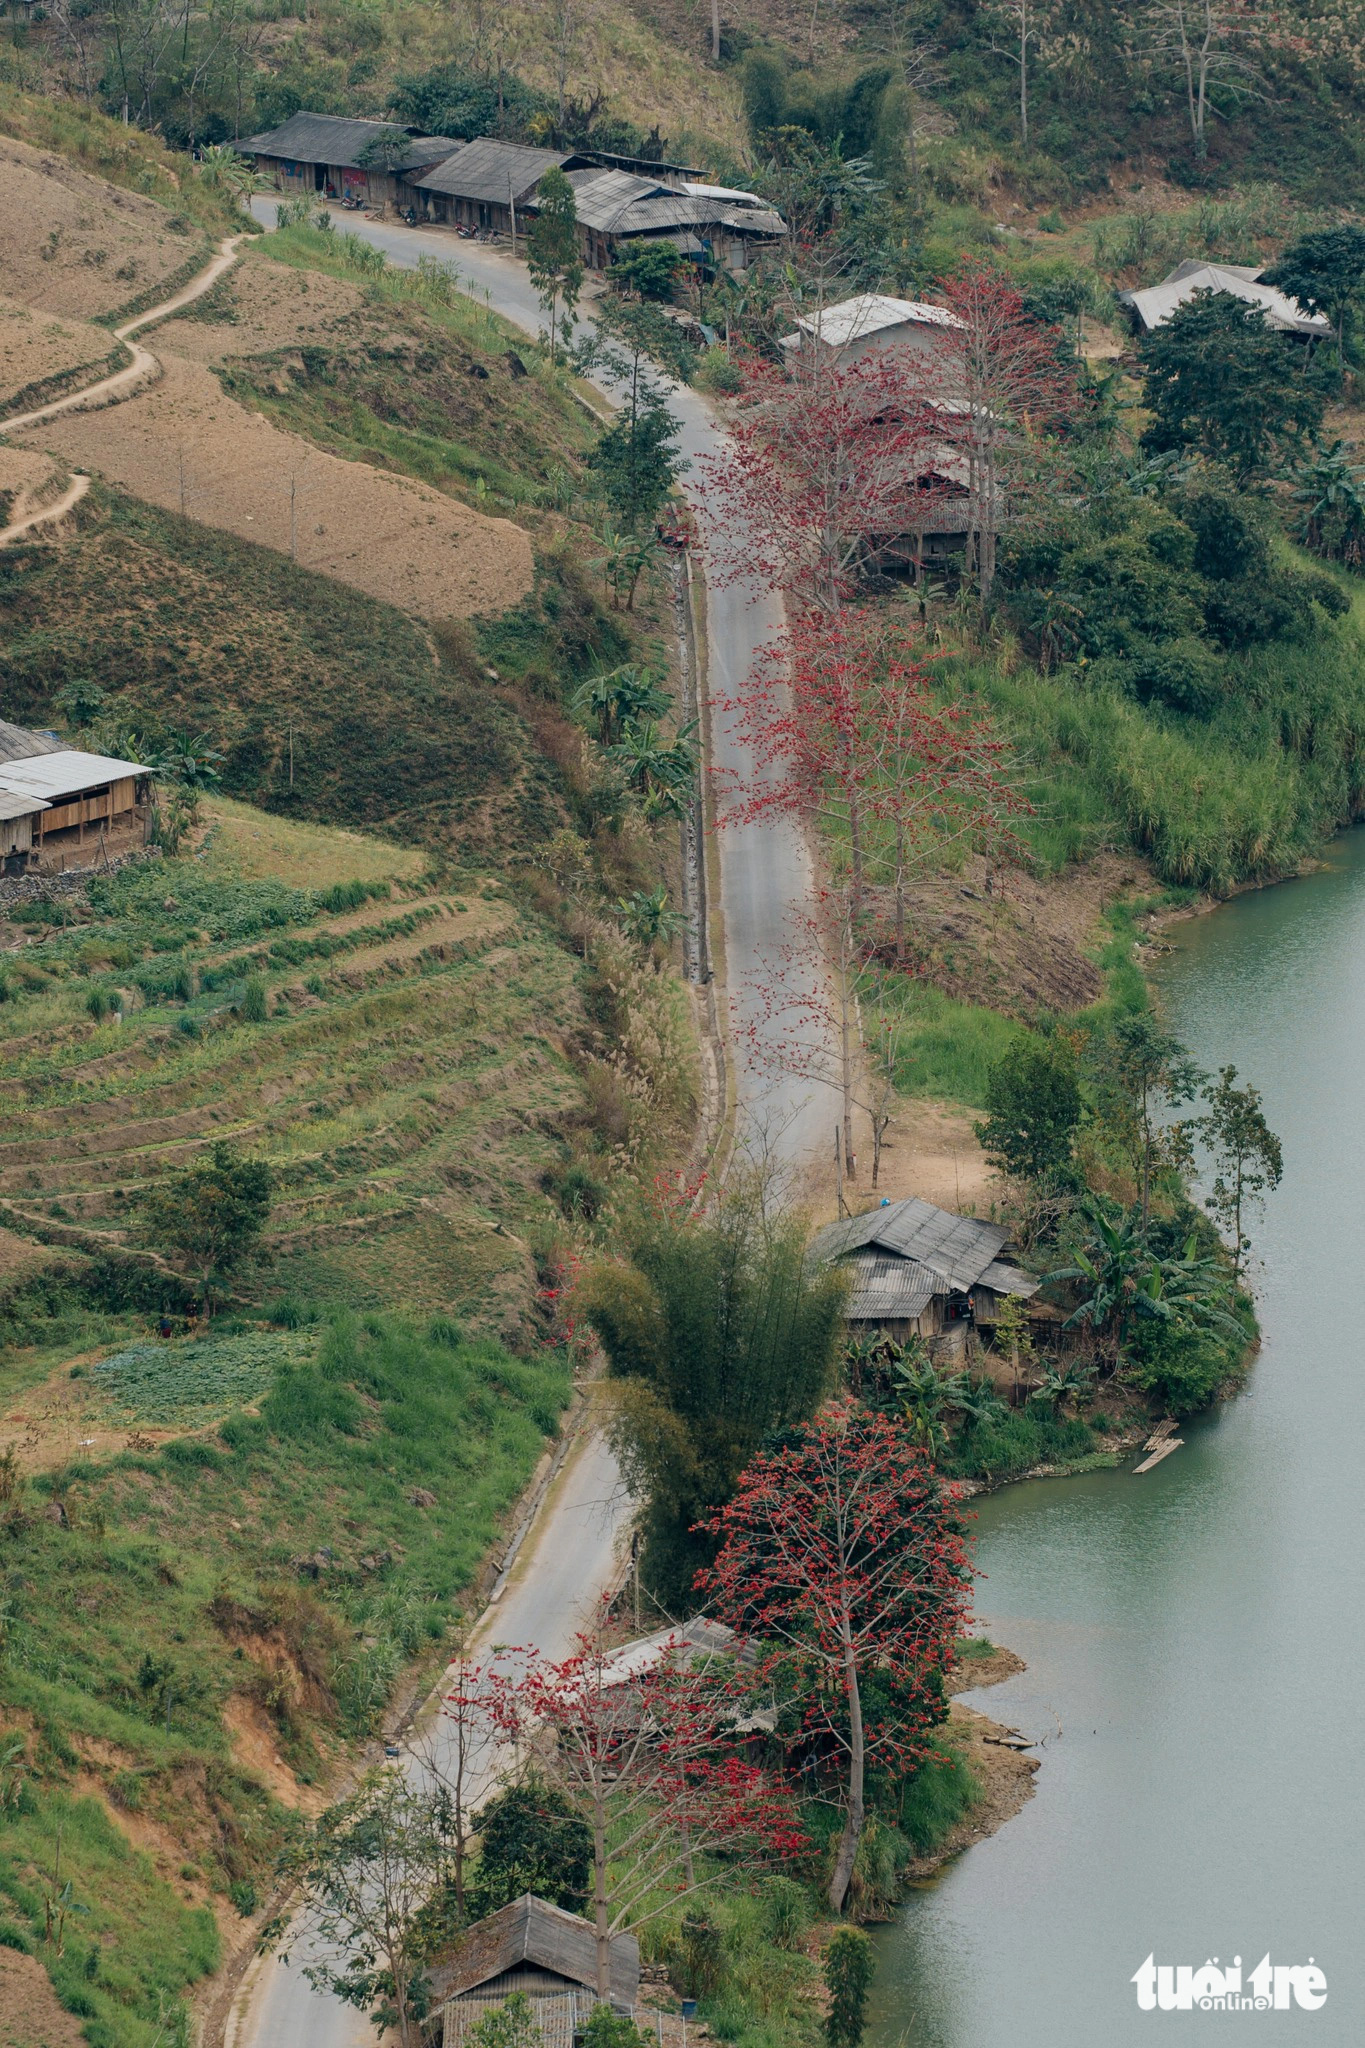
[224,204,834,2048]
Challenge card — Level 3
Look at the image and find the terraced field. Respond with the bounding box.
[0,798,588,1335]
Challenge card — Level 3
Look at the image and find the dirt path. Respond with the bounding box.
[0,231,248,440]
[0,466,88,543]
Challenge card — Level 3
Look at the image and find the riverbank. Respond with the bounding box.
[910,1644,1039,1881]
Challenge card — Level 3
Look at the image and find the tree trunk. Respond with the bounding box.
[895,817,907,965]
[828,1641,865,1912]
[1019,5,1029,148]
[841,981,856,1181]
[594,1806,610,1999]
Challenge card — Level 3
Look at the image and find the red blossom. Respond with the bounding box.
[696,1400,973,1911]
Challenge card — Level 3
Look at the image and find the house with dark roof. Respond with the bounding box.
[812,1197,1039,1356]
[425,1895,639,2045]
[240,111,461,210]
[0,720,153,876]
[559,165,785,272]
[409,140,581,236]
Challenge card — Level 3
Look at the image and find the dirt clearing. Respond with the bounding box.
[0,131,204,321]
[156,254,372,363]
[0,292,116,408]
[18,349,533,618]
[878,848,1153,1020]
[0,1946,89,2048]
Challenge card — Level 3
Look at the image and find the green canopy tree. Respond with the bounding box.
[1263,225,1365,361]
[974,1035,1082,1183]
[1139,292,1325,483]
[140,1139,273,1311]
[580,1186,847,1604]
[527,165,583,360]
[1195,1064,1283,1280]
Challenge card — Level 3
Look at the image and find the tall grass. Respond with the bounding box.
[884,980,1026,1107]
[946,605,1365,893]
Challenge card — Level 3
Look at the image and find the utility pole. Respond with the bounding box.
[178,446,186,517]
[287,717,294,789]
[289,472,297,561]
[508,174,517,254]
[631,1529,641,1632]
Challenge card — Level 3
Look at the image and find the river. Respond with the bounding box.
[867,830,1365,2045]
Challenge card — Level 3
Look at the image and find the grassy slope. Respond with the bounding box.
[0,1313,570,2048]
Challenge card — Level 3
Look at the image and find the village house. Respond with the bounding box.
[0,719,153,876]
[812,1196,1040,1362]
[562,164,786,273]
[1117,259,1331,338]
[778,292,997,573]
[240,111,461,211]
[780,291,965,369]
[425,1894,639,2045]
[408,138,576,237]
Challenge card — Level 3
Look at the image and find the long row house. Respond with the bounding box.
[241,112,785,274]
[0,720,153,878]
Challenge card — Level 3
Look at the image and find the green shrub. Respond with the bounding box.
[695,346,744,395]
[759,1874,811,1950]
[824,1927,874,2048]
[242,974,268,1023]
[1127,1319,1236,1414]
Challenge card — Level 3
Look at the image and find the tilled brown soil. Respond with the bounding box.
[881,847,1155,1019]
[0,291,114,405]
[0,1946,89,2048]
[18,349,533,619]
[0,131,201,320]
[155,254,373,363]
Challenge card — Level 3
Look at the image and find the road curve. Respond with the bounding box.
[0,232,249,440]
[225,203,834,2048]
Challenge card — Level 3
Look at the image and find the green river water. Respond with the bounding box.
[867,830,1365,2045]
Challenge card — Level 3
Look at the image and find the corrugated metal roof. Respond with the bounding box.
[0,720,63,765]
[427,1897,638,2009]
[844,1251,937,1322]
[242,112,459,173]
[976,1258,1040,1300]
[782,293,965,351]
[1119,262,1330,336]
[0,789,49,820]
[415,140,569,202]
[565,168,667,231]
[813,1198,1019,1295]
[0,750,152,802]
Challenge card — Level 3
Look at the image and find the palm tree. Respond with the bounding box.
[610,720,698,806]
[617,885,687,949]
[1292,441,1365,566]
[197,144,260,209]
[572,666,672,746]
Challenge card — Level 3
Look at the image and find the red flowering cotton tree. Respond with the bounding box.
[697,1402,972,1913]
[719,609,1023,928]
[703,342,950,616]
[936,258,1076,599]
[487,1630,805,1997]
